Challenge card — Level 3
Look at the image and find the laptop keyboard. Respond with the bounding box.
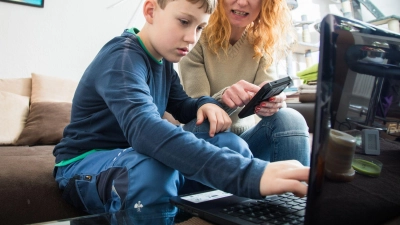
[220,193,306,225]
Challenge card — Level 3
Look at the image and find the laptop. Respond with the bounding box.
[170,14,400,225]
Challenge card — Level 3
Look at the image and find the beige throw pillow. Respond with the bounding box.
[31,73,78,103]
[0,91,30,145]
[0,77,32,97]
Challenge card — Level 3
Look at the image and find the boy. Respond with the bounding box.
[53,0,309,221]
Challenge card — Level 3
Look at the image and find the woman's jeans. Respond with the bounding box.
[183,107,310,166]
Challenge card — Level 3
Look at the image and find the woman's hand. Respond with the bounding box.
[221,80,287,117]
[197,103,232,137]
[221,80,260,108]
[260,160,309,198]
[255,86,287,117]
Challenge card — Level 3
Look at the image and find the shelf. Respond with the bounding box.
[291,42,320,54]
[293,20,315,27]
[368,15,400,26]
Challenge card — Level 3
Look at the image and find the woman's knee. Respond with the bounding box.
[277,107,305,120]
[263,108,308,131]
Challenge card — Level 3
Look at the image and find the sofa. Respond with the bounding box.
[0,73,315,225]
[0,73,87,225]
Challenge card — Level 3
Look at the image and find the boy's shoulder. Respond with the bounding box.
[99,29,144,56]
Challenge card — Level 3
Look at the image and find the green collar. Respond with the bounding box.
[126,28,162,64]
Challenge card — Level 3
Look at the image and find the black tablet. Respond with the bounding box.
[238,76,292,118]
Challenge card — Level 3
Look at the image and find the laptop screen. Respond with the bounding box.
[305,14,400,225]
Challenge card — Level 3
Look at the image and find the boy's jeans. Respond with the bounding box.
[54,132,252,221]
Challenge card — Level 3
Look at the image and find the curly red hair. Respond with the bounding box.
[204,0,295,68]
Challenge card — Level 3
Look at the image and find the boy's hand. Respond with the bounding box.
[260,160,309,198]
[197,103,232,137]
[221,80,260,108]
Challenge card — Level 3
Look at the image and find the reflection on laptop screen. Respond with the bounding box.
[305,14,400,225]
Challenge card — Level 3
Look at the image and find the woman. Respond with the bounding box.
[179,0,310,165]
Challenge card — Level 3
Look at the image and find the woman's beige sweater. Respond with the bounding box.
[179,31,277,134]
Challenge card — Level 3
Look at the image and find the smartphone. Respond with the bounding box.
[238,76,292,118]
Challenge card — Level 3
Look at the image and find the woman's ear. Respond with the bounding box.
[143,0,157,24]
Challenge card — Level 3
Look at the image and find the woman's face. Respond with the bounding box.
[223,0,262,29]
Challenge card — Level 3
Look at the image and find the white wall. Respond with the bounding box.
[0,0,398,80]
[0,0,145,80]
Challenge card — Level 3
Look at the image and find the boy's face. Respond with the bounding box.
[143,0,210,62]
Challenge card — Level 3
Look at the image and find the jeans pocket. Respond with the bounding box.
[62,174,104,214]
[62,175,86,211]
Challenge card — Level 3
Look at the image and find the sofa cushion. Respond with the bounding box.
[31,73,78,103]
[0,77,32,97]
[16,102,72,146]
[0,91,30,145]
[0,145,86,224]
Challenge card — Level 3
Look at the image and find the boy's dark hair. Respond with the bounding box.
[157,0,217,14]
